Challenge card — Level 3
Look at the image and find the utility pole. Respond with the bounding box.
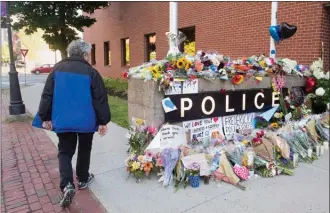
[6,1,26,115]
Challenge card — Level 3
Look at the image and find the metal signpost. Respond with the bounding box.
[20,49,29,86]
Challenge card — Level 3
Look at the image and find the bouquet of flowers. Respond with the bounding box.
[316,120,329,141]
[125,152,155,183]
[128,126,157,155]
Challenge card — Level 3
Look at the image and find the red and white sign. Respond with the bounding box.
[20,49,29,57]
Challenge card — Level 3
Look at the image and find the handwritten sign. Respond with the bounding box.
[160,124,186,150]
[182,117,225,146]
[223,113,255,140]
[182,79,198,94]
[165,81,182,95]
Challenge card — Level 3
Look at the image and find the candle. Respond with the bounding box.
[324,142,329,151]
[320,145,324,155]
[316,145,320,156]
[307,147,313,158]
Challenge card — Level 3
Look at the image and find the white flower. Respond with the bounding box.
[274,112,281,118]
[313,70,325,80]
[315,87,325,96]
[325,72,330,80]
[212,58,220,67]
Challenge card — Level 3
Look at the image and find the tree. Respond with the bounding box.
[1,42,10,63]
[3,2,109,59]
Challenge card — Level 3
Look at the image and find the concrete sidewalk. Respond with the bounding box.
[21,84,329,213]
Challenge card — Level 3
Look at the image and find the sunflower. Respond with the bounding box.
[185,60,192,71]
[176,58,187,69]
[271,122,279,129]
[231,74,244,85]
[150,66,160,79]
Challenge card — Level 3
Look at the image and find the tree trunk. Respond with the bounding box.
[60,50,67,60]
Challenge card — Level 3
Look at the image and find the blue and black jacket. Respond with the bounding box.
[37,56,111,133]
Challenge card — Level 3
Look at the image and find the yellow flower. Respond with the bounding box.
[176,58,186,69]
[135,118,145,126]
[137,155,144,162]
[242,140,249,146]
[185,60,192,71]
[276,145,281,153]
[271,122,279,129]
[131,161,141,171]
[150,66,160,79]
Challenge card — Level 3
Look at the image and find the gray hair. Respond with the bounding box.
[67,39,92,57]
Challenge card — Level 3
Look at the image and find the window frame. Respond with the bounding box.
[144,33,156,62]
[103,41,111,66]
[121,38,130,67]
[91,44,96,65]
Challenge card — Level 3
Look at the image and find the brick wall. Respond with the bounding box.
[83,2,330,78]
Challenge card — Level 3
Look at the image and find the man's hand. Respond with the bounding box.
[42,121,53,130]
[98,125,108,137]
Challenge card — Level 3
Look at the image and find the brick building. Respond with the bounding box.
[83,2,330,78]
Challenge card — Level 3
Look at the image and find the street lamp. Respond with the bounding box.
[5,1,26,115]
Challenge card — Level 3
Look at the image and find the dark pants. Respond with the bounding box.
[57,132,94,191]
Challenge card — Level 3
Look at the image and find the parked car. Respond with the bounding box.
[31,64,54,74]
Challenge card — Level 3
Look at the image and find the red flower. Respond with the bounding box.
[232,74,244,85]
[189,75,197,80]
[220,89,226,95]
[123,72,128,79]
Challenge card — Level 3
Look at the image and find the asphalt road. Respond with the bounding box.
[1,66,48,89]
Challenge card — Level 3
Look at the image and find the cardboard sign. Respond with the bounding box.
[182,117,225,146]
[223,113,256,140]
[164,88,289,122]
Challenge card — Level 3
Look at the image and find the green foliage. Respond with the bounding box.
[4,2,109,58]
[107,95,129,129]
[103,78,128,99]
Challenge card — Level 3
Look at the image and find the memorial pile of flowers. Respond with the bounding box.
[125,111,329,189]
[125,51,310,92]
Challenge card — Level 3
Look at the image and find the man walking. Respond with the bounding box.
[36,40,111,207]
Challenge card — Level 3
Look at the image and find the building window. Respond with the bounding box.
[103,41,111,66]
[179,26,196,56]
[91,44,96,65]
[121,38,130,66]
[145,33,156,62]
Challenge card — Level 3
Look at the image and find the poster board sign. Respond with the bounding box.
[223,113,256,140]
[182,117,225,146]
[164,88,289,122]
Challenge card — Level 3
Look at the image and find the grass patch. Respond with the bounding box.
[108,95,129,129]
[103,78,128,99]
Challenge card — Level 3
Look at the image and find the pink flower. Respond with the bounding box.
[195,60,204,72]
[147,126,157,136]
[145,151,153,158]
[156,157,163,167]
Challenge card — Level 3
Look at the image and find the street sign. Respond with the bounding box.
[20,49,29,57]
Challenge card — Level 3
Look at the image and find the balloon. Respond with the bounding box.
[305,77,317,93]
[269,25,281,42]
[279,22,297,39]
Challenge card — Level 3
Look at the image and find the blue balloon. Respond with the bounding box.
[269,25,281,42]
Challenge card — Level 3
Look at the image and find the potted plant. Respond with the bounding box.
[187,162,200,188]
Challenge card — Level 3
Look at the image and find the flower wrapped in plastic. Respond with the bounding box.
[166,31,187,58]
[160,148,180,187]
[316,120,329,141]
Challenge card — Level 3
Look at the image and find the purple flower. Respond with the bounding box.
[191,162,200,171]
